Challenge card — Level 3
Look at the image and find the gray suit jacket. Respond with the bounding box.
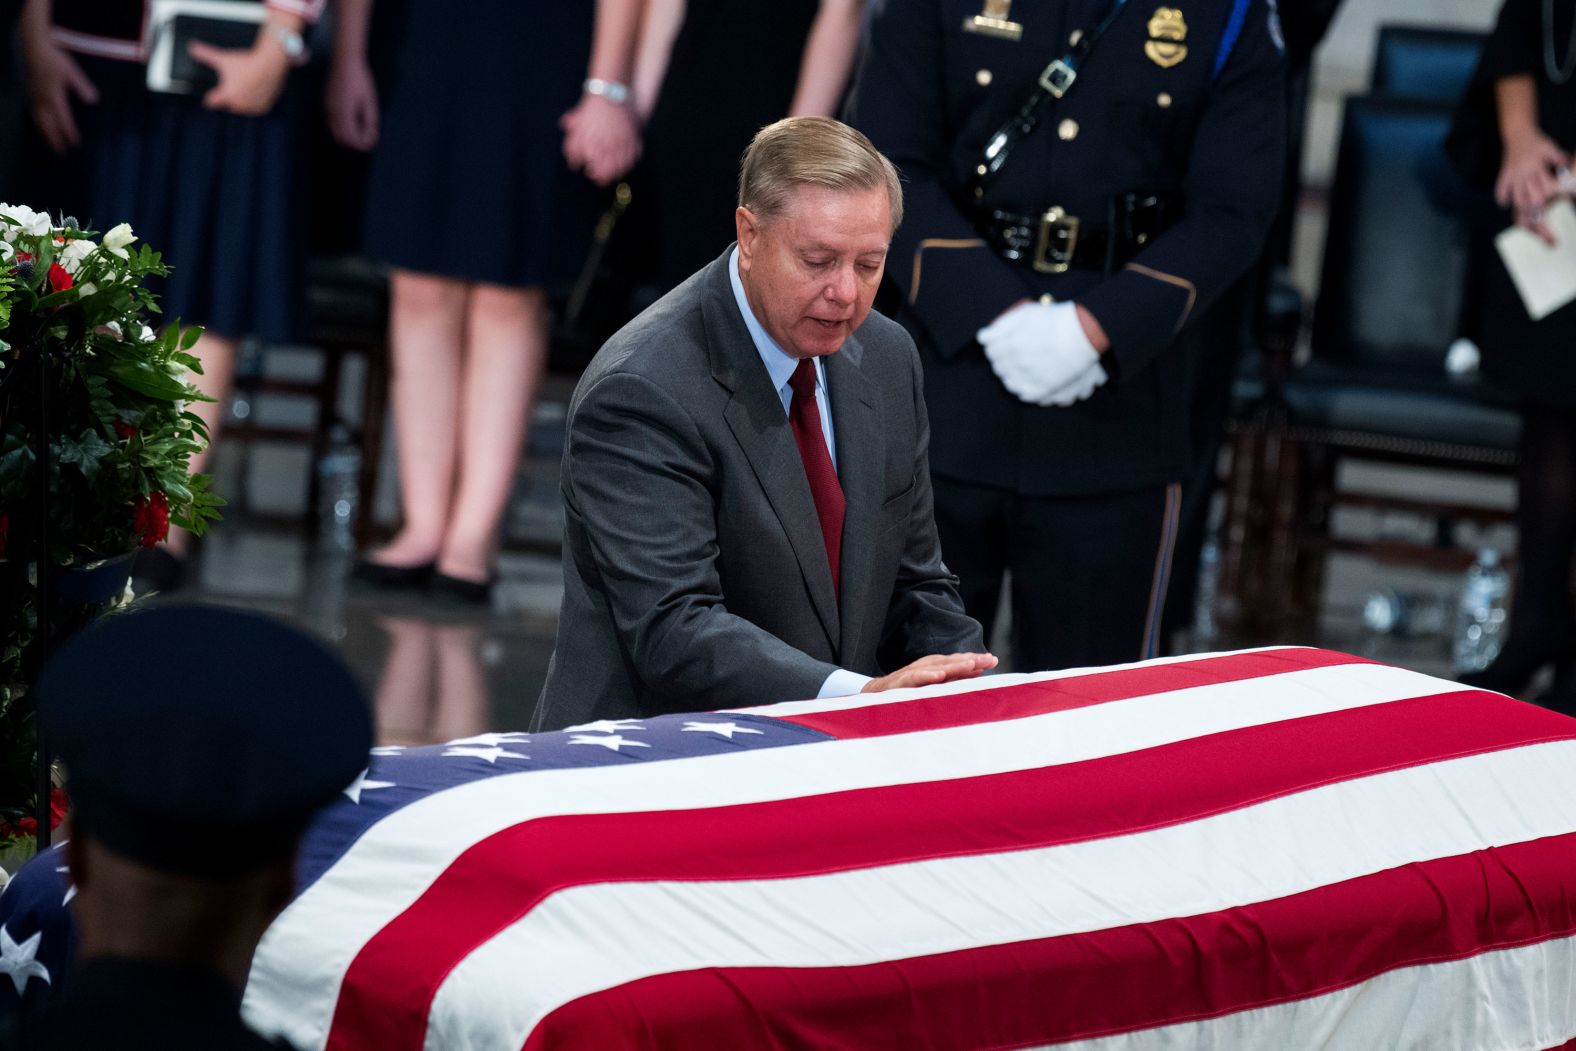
[535,248,983,729]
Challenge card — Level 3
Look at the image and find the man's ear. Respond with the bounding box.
[735,206,759,268]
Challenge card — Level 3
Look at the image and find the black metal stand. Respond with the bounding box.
[34,340,53,855]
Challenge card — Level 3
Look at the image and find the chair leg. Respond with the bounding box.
[1218,426,1263,631]
[355,339,391,550]
[305,345,347,547]
[1262,430,1304,640]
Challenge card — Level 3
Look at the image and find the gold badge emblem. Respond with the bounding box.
[1144,7,1189,68]
[963,0,1023,42]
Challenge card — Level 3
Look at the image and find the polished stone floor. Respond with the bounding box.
[158,351,1525,746]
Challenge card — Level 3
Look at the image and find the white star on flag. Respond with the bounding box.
[562,719,645,735]
[445,732,531,748]
[55,863,75,906]
[681,721,765,739]
[369,746,406,756]
[568,734,651,752]
[441,746,528,764]
[343,769,396,804]
[0,924,50,997]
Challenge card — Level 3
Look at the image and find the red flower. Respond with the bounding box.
[114,420,137,440]
[15,251,31,263]
[50,788,69,831]
[0,512,7,558]
[12,817,36,837]
[48,262,72,292]
[132,491,170,548]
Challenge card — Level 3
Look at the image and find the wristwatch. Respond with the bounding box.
[265,23,308,65]
[582,78,631,105]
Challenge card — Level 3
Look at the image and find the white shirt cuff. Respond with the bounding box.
[818,668,873,698]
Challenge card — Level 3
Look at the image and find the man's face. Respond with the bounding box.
[736,184,890,360]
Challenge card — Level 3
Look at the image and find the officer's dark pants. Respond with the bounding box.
[932,476,1182,672]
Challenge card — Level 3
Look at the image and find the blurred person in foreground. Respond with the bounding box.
[1450,0,1576,710]
[0,606,372,1049]
[535,118,991,730]
[331,0,644,605]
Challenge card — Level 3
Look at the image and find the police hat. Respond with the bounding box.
[36,605,373,878]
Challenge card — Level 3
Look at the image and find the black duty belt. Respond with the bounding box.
[980,193,1176,275]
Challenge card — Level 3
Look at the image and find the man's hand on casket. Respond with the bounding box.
[863,652,997,693]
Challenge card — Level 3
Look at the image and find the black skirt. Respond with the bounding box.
[361,0,597,288]
[17,55,309,344]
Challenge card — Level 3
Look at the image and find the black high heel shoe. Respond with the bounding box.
[350,559,435,590]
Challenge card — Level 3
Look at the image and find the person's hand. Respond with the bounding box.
[1496,128,1569,246]
[188,37,290,116]
[326,57,379,151]
[977,300,1106,406]
[861,652,997,693]
[561,93,641,187]
[22,32,98,154]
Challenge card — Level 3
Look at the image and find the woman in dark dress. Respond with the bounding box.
[18,0,318,583]
[630,0,866,288]
[1450,0,1576,708]
[330,0,643,602]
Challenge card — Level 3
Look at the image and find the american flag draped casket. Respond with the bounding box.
[6,645,1576,1049]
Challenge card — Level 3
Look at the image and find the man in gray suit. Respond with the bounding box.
[537,117,993,729]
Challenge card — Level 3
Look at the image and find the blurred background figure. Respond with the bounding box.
[372,616,488,746]
[333,0,643,605]
[7,606,371,1050]
[628,0,865,291]
[16,0,321,591]
[1450,0,1576,709]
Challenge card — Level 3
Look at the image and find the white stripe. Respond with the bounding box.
[242,660,1464,1047]
[726,645,1321,718]
[51,27,143,61]
[1031,933,1576,1050]
[436,742,1576,1051]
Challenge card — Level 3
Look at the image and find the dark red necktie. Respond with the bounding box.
[788,358,844,595]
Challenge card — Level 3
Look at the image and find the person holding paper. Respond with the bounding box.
[1447,0,1576,710]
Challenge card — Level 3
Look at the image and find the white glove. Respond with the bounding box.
[977,301,1108,407]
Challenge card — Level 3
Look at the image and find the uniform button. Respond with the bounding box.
[975,68,993,86]
[976,164,988,176]
[1157,92,1173,108]
[1039,293,1055,305]
[1058,118,1079,141]
[1069,29,1083,45]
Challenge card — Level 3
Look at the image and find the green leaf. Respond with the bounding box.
[56,428,113,484]
[179,324,203,351]
[106,359,189,401]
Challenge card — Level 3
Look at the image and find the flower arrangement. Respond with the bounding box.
[0,205,223,855]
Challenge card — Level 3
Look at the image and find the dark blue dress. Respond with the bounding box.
[361,0,596,288]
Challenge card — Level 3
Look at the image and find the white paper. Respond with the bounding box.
[1495,197,1576,322]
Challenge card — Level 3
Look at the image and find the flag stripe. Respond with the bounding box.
[245,660,1464,1048]
[416,742,1576,1051]
[778,647,1373,739]
[524,832,1576,1050]
[326,692,1572,1050]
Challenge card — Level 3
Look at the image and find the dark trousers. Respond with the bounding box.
[933,477,1181,672]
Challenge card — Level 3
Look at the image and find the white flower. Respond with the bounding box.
[102,223,136,259]
[96,321,123,340]
[78,282,97,297]
[0,203,52,241]
[58,239,96,276]
[138,324,155,343]
[0,242,11,264]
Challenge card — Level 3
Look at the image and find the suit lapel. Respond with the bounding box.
[825,337,881,665]
[704,253,841,652]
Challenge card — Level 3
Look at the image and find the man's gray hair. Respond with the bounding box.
[738,117,904,233]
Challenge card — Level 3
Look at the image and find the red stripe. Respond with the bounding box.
[323,690,1571,1050]
[526,832,1576,1050]
[781,647,1376,739]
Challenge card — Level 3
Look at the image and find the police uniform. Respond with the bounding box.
[0,605,372,1051]
[847,0,1285,669]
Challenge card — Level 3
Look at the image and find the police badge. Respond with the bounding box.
[963,0,1024,41]
[1144,7,1189,68]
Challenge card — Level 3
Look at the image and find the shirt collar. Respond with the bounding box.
[729,246,821,399]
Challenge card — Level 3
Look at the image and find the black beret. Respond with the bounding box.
[36,605,373,878]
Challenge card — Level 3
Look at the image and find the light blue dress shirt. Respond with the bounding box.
[728,248,871,699]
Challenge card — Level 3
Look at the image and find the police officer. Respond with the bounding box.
[847,0,1286,670]
[1,605,372,1050]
